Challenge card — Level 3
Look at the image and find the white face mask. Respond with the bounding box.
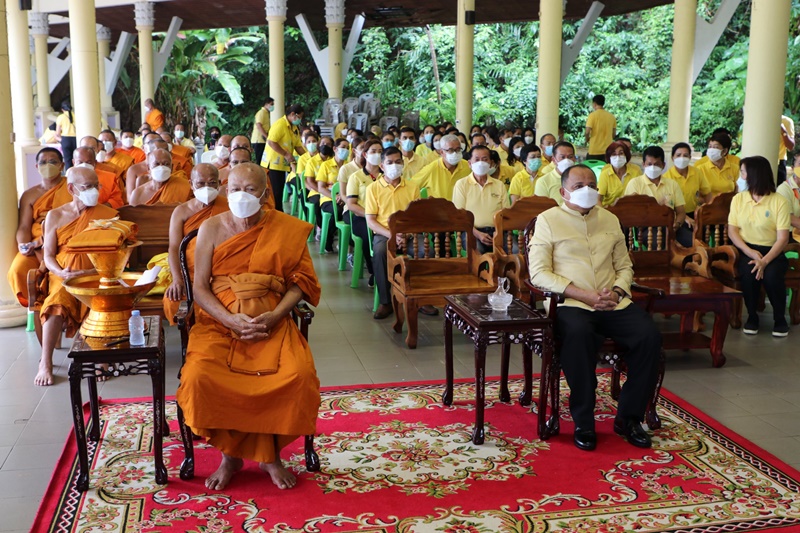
[556,158,575,174]
[564,186,599,209]
[366,152,382,166]
[102,140,114,152]
[707,147,723,162]
[167,143,173,152]
[75,162,94,170]
[77,187,99,207]
[215,145,230,159]
[445,151,463,166]
[471,161,491,176]
[96,150,107,163]
[673,156,691,170]
[121,137,134,148]
[737,176,748,192]
[228,190,263,218]
[460,142,467,151]
[383,163,404,180]
[433,140,441,151]
[193,186,219,205]
[644,165,664,180]
[143,144,152,155]
[489,165,497,175]
[503,137,512,148]
[150,165,171,182]
[524,136,534,144]
[174,130,185,139]
[513,147,522,158]
[610,155,627,169]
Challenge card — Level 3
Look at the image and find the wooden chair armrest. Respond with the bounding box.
[175,300,193,329]
[523,279,564,317]
[681,246,713,279]
[388,254,410,286]
[707,244,739,277]
[471,252,496,282]
[292,302,315,341]
[630,282,665,314]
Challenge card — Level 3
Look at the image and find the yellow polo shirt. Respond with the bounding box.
[304,153,326,198]
[539,160,555,178]
[411,158,471,201]
[415,143,432,159]
[56,112,76,137]
[250,107,270,144]
[696,157,737,195]
[598,163,642,207]
[533,168,564,206]
[296,152,312,177]
[337,159,361,185]
[528,203,633,311]
[316,157,340,205]
[695,153,741,169]
[728,191,791,247]
[777,178,800,240]
[509,170,537,199]
[624,175,686,210]
[364,177,421,228]
[262,115,301,172]
[664,165,710,214]
[346,168,379,208]
[586,108,616,155]
[452,174,510,228]
[402,152,427,180]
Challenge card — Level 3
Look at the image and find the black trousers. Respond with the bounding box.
[308,194,322,228]
[253,143,266,166]
[372,235,390,305]
[349,213,373,274]
[676,212,694,248]
[268,169,286,212]
[777,160,787,186]
[61,136,77,170]
[319,201,339,252]
[737,242,788,325]
[556,304,662,428]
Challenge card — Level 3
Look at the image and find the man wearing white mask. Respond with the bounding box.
[663,142,712,246]
[534,141,577,206]
[118,130,146,164]
[411,134,471,201]
[174,123,197,154]
[528,164,662,451]
[177,162,321,492]
[129,149,193,206]
[72,146,125,208]
[36,167,119,386]
[452,145,510,253]
[126,134,168,199]
[213,134,233,170]
[163,163,230,323]
[98,130,135,174]
[695,131,738,195]
[398,127,426,179]
[624,145,686,233]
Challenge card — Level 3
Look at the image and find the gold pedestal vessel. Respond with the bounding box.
[62,242,157,338]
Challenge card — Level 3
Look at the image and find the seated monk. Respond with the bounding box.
[163,163,229,323]
[212,134,233,170]
[99,130,135,175]
[219,147,253,194]
[126,134,168,201]
[160,131,194,175]
[129,149,192,206]
[176,162,321,490]
[8,148,71,310]
[72,147,125,208]
[37,167,119,386]
[80,136,126,192]
[119,130,146,164]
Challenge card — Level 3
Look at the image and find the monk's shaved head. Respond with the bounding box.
[66,166,99,187]
[228,162,268,197]
[229,147,252,168]
[145,132,163,143]
[79,136,100,150]
[191,163,220,188]
[217,135,233,147]
[73,146,96,165]
[148,148,172,168]
[231,135,251,151]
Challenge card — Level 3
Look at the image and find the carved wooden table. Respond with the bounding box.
[442,294,553,444]
[67,315,167,492]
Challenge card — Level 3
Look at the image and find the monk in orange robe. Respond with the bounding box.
[119,130,146,164]
[72,147,125,209]
[144,99,164,131]
[176,163,320,491]
[37,168,119,386]
[212,134,233,170]
[159,131,194,176]
[79,136,127,192]
[163,163,229,323]
[8,148,72,308]
[129,149,192,206]
[220,147,253,193]
[126,134,166,199]
[99,130,135,175]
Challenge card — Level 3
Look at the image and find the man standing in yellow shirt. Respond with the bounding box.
[262,104,306,212]
[251,97,274,166]
[528,164,661,451]
[778,115,795,185]
[411,134,472,200]
[534,142,577,206]
[585,95,616,161]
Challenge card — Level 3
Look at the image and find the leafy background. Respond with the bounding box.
[109,0,800,152]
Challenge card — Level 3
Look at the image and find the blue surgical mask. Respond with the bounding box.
[337,148,350,161]
[424,133,433,144]
[527,158,542,173]
[382,141,394,149]
[544,145,553,157]
[400,139,415,152]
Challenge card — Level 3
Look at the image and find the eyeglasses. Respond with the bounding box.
[442,148,462,155]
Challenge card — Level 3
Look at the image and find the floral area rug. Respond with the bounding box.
[32,374,800,532]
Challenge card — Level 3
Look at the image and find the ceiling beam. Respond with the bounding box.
[32,0,173,14]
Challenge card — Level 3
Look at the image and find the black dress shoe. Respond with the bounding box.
[613,417,652,448]
[373,304,393,320]
[419,305,439,316]
[573,427,597,451]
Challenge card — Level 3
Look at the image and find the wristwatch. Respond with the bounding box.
[612,287,625,301]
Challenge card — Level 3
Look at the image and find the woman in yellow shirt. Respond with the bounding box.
[665,142,712,246]
[54,101,77,170]
[728,156,792,337]
[506,136,526,174]
[509,144,543,204]
[346,139,383,281]
[597,141,641,207]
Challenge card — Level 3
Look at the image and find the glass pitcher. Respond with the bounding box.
[488,277,513,311]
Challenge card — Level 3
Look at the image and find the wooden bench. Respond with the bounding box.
[387,198,497,349]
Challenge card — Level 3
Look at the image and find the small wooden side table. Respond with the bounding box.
[67,315,168,492]
[442,294,553,445]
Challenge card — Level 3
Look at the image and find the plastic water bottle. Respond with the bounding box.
[129,310,145,346]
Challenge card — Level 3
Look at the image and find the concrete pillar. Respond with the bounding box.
[536,0,563,138]
[29,12,50,111]
[740,0,792,175]
[97,25,113,112]
[135,1,155,123]
[266,0,287,123]
[455,0,475,131]
[69,0,101,139]
[325,0,345,100]
[0,0,28,324]
[6,0,35,143]
[667,0,697,144]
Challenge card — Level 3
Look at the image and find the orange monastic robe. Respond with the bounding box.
[119,146,146,164]
[171,145,194,175]
[176,211,321,463]
[7,179,72,307]
[106,151,135,174]
[40,204,118,336]
[162,196,229,323]
[145,173,193,205]
[146,109,164,131]
[96,167,125,208]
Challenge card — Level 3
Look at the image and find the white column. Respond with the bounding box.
[69,0,101,139]
[6,0,35,143]
[135,1,155,123]
[666,0,697,144]
[536,0,563,138]
[455,0,475,131]
[266,0,287,123]
[97,25,113,112]
[29,11,50,111]
[325,0,344,100]
[740,0,792,176]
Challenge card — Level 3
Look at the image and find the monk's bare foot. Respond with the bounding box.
[34,362,53,386]
[259,460,296,489]
[205,454,243,490]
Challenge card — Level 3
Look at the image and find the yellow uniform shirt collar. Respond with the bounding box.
[378,177,407,189]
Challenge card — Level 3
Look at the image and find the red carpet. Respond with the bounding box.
[31,374,800,532]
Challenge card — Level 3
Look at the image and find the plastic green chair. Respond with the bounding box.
[281,177,291,205]
[583,159,606,179]
[328,183,351,269]
[300,175,317,242]
[319,199,333,255]
[351,229,366,288]
[420,187,428,199]
[290,177,304,219]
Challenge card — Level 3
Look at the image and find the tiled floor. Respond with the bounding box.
[1,246,799,532]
